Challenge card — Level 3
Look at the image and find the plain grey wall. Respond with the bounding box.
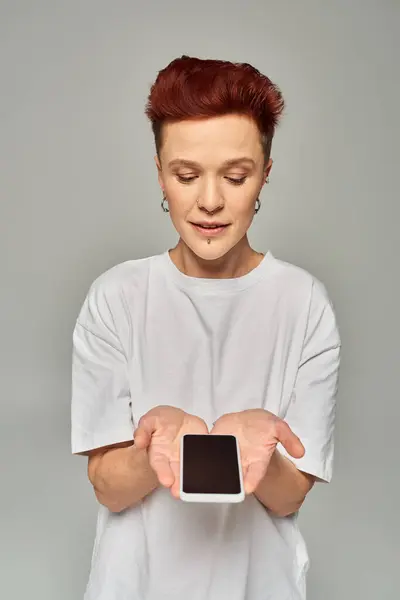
[1,1,399,599]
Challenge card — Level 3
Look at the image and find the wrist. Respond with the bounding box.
[133,445,159,486]
[254,449,280,493]
[266,448,282,475]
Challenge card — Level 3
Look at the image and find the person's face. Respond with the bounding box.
[156,114,272,261]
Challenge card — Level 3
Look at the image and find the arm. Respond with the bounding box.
[212,280,340,516]
[87,441,159,513]
[72,277,157,509]
[256,280,340,516]
[254,450,315,517]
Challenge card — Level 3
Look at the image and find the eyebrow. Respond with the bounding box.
[168,157,256,169]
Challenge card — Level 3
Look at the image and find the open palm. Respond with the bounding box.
[134,405,208,498]
[211,409,304,494]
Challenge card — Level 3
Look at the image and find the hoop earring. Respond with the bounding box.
[161,195,169,213]
[254,198,261,214]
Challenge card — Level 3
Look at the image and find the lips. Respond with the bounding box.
[195,223,227,229]
[191,222,230,237]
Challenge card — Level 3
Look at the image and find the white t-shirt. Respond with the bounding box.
[71,250,341,600]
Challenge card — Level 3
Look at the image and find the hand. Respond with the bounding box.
[211,409,305,495]
[134,405,208,498]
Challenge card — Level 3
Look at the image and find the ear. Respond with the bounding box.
[263,158,273,185]
[155,155,164,192]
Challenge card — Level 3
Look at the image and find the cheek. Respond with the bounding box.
[164,181,193,212]
[231,197,257,224]
[228,179,261,217]
[165,190,195,231]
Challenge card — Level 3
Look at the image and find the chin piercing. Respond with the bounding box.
[207,238,211,244]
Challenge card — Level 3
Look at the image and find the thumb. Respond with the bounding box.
[244,460,269,495]
[134,414,157,449]
[276,420,305,459]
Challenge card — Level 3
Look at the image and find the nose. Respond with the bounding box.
[196,181,224,214]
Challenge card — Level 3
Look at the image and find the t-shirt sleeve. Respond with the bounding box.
[71,278,134,455]
[278,278,341,483]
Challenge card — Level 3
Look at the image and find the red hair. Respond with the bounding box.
[145,55,285,160]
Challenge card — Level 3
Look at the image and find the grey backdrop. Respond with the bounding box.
[1,1,399,599]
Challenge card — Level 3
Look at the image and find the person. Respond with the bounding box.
[71,55,341,600]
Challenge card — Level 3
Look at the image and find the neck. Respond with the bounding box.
[169,237,264,279]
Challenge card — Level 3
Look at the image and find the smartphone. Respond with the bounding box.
[180,434,245,503]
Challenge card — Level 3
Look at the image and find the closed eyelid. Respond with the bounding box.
[175,171,247,176]
[174,169,199,176]
[221,169,251,179]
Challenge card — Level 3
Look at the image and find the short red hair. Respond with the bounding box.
[145,55,285,160]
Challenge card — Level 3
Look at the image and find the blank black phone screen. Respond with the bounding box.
[182,434,241,494]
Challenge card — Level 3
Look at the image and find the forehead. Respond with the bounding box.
[160,114,263,165]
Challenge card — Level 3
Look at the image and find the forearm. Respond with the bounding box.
[254,450,314,517]
[89,444,159,513]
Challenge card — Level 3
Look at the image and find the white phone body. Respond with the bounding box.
[179,433,245,503]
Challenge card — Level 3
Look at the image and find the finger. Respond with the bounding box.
[133,426,151,449]
[150,453,175,488]
[210,425,229,435]
[196,420,210,434]
[169,459,181,499]
[276,421,305,459]
[133,415,158,449]
[210,426,220,434]
[244,460,269,495]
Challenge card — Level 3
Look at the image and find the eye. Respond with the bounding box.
[177,175,198,184]
[225,176,247,185]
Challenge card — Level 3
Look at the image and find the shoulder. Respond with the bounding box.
[76,254,161,328]
[268,254,340,345]
[87,254,160,300]
[269,253,332,309]
[274,256,341,352]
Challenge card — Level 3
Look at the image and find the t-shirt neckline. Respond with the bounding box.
[162,249,276,293]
